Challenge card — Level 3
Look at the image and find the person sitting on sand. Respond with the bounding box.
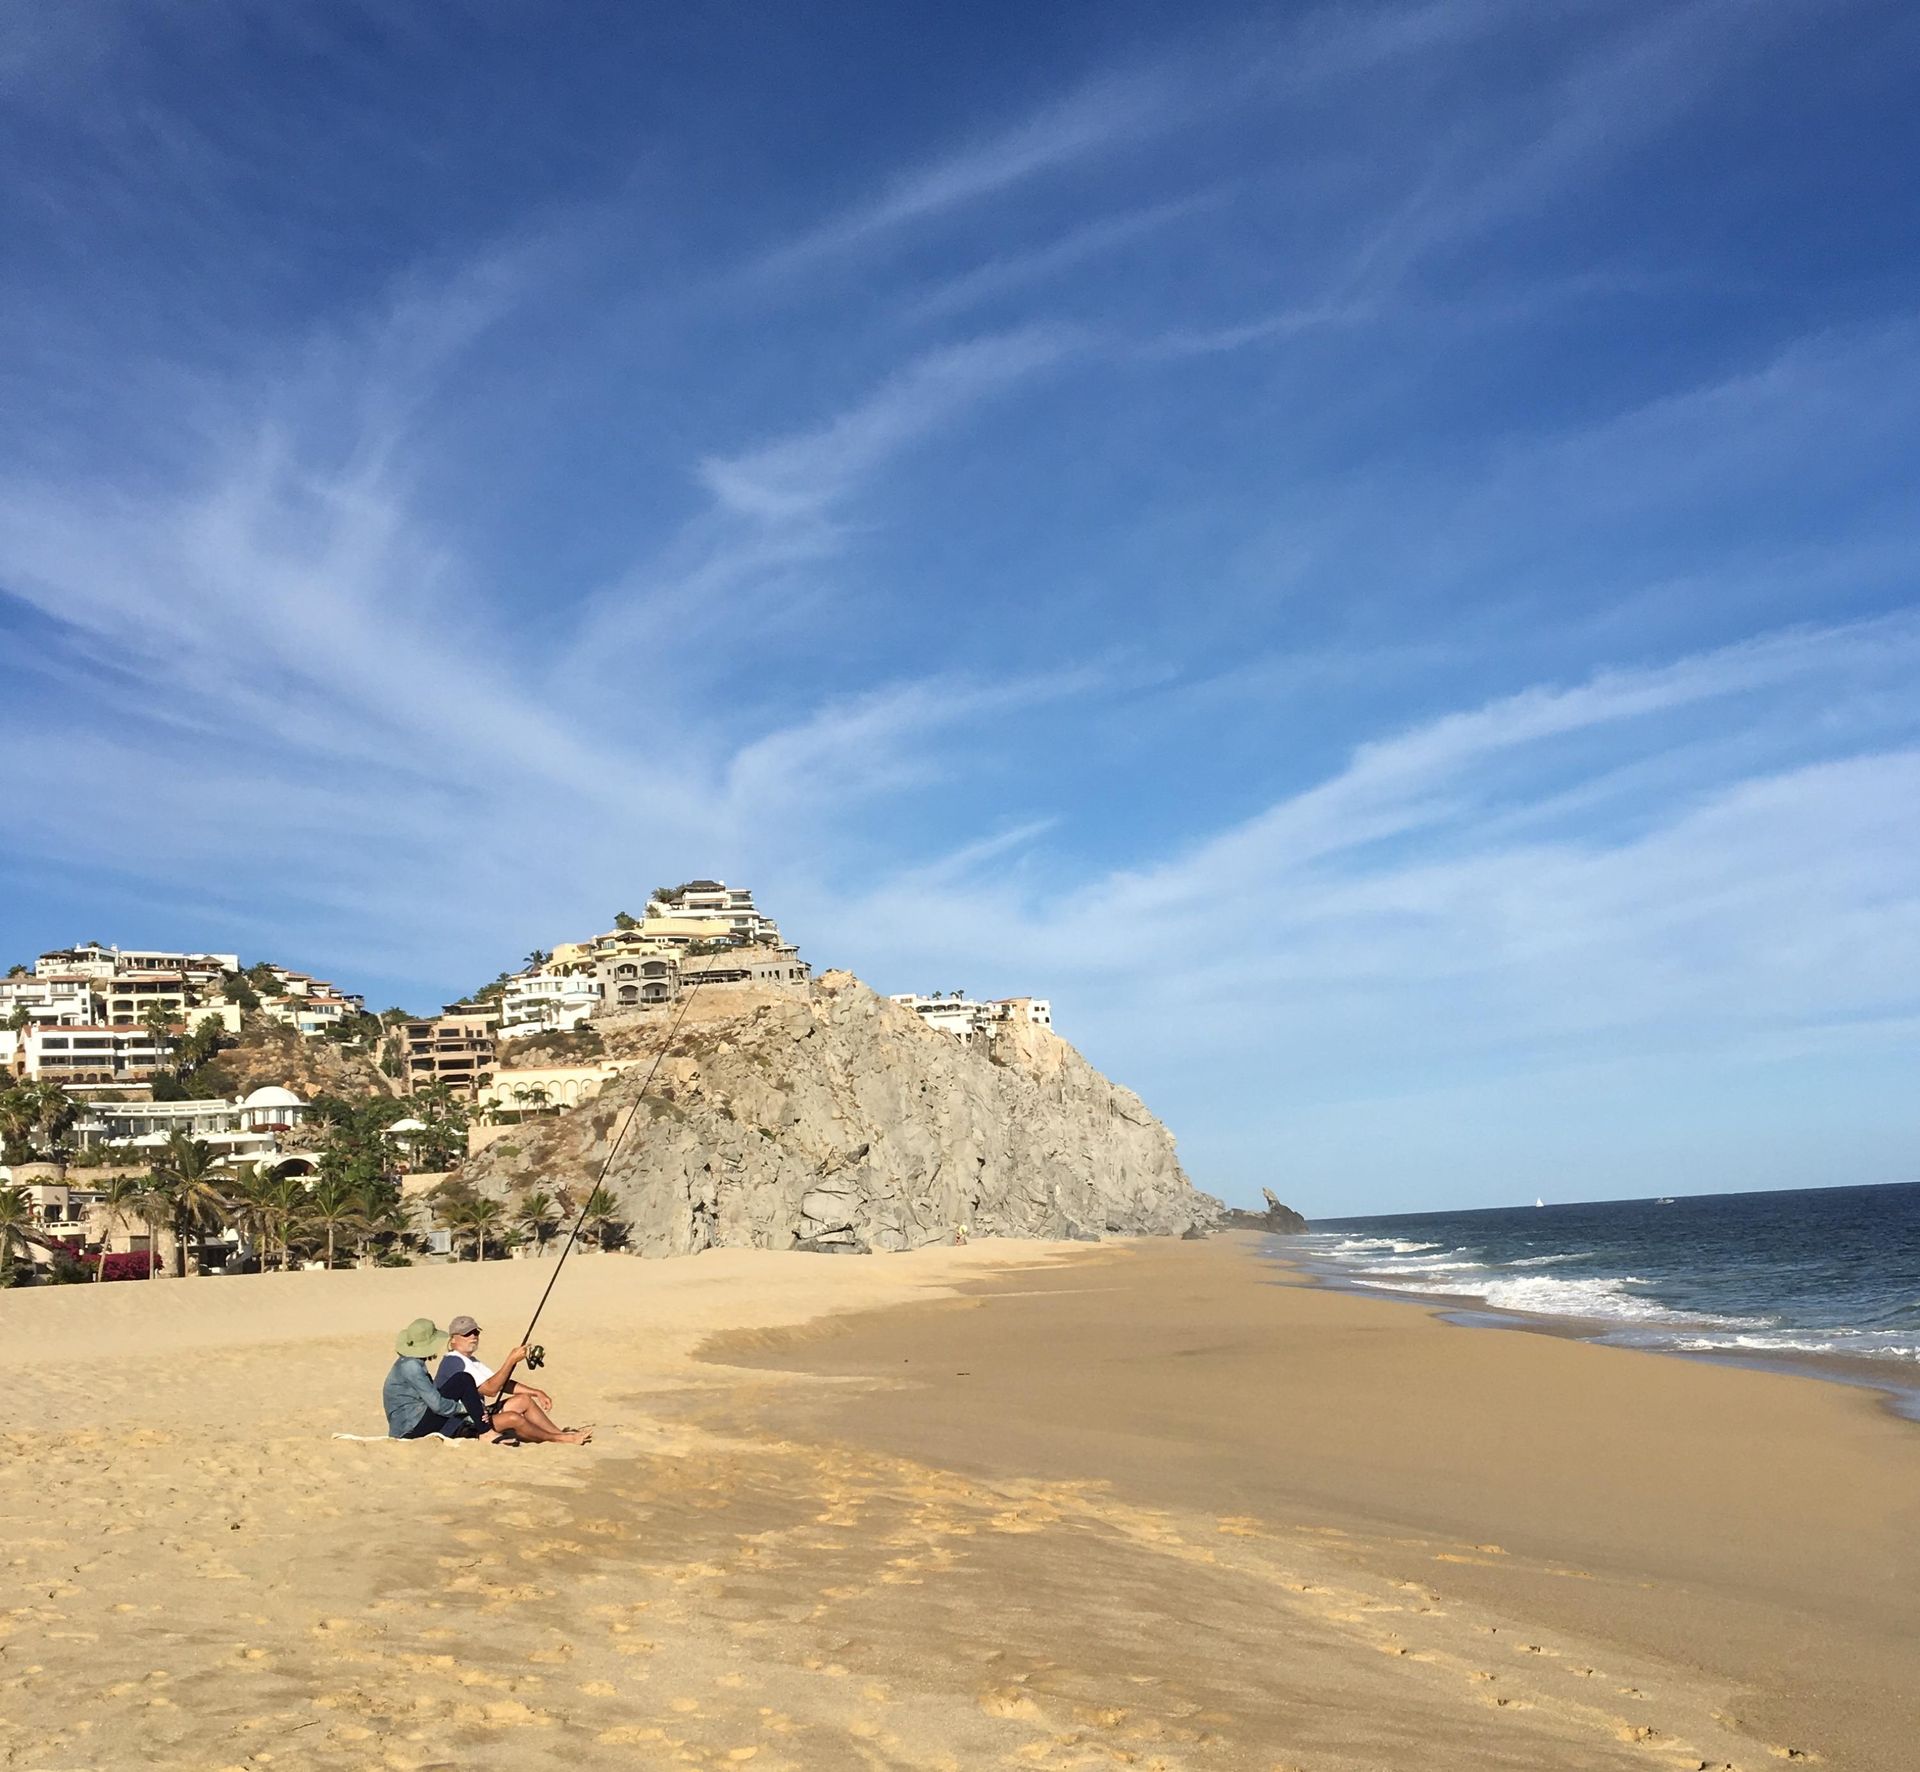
[383,1318,503,1441]
[435,1315,592,1445]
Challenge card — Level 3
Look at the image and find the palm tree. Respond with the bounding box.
[93,1171,147,1282]
[135,1174,170,1278]
[0,1087,38,1162]
[258,1166,310,1269]
[582,1186,622,1250]
[226,1163,286,1270]
[0,1185,50,1285]
[152,1132,230,1277]
[438,1193,503,1262]
[514,1189,559,1254]
[301,1174,369,1270]
[30,1080,78,1163]
[139,1000,179,1059]
[362,1191,417,1263]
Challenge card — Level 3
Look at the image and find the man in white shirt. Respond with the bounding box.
[435,1316,591,1444]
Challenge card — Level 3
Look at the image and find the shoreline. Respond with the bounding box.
[1279,1235,1920,1425]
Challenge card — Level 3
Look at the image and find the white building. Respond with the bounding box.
[12,1023,167,1087]
[0,973,96,1026]
[257,968,364,1035]
[36,944,238,985]
[72,1086,313,1150]
[644,881,779,944]
[499,970,604,1040]
[889,993,1053,1044]
[995,996,1053,1029]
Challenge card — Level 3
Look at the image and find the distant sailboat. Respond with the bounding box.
[1534,1196,1545,1208]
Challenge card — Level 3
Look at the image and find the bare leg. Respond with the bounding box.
[492,1393,591,1444]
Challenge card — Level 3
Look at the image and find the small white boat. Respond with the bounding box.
[1534,1196,1545,1208]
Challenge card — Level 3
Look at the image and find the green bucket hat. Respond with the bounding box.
[395,1317,450,1360]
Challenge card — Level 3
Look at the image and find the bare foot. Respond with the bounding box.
[558,1427,594,1444]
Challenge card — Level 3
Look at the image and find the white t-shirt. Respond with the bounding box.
[441,1351,495,1388]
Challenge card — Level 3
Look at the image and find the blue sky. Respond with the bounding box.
[3,1,1917,1215]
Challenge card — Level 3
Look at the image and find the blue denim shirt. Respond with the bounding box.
[383,1356,453,1437]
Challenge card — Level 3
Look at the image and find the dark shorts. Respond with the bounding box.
[403,1410,478,1440]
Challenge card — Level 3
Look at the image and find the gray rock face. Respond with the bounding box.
[462,971,1221,1255]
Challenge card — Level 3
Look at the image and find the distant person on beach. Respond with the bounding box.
[436,1315,592,1445]
[383,1318,500,1440]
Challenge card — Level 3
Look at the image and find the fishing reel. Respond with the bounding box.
[524,1344,546,1371]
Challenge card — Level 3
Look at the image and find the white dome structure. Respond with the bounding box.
[238,1084,312,1130]
[385,1117,428,1136]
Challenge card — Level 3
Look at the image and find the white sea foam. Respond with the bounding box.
[1669,1330,1920,1363]
[1506,1252,1592,1268]
[1353,1268,1769,1331]
[1328,1236,1442,1255]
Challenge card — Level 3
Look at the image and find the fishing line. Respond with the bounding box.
[513,945,733,1364]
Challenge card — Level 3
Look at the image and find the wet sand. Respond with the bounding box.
[2,1234,1913,1770]
[717,1235,1920,1771]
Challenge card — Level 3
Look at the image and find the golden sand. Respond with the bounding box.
[3,1235,1913,1769]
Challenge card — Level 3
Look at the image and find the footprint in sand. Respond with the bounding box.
[978,1688,1043,1720]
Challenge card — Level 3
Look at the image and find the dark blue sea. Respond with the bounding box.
[1302,1180,1920,1410]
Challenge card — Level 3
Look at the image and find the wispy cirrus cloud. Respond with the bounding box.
[750,71,1177,281]
[696,328,1074,522]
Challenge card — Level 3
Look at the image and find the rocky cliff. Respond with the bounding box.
[462,971,1220,1253]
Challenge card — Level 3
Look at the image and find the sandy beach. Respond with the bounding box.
[4,1234,1915,1771]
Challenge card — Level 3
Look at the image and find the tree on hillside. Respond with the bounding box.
[0,1079,79,1163]
[140,1001,179,1052]
[94,1171,148,1282]
[302,1174,369,1270]
[613,910,640,930]
[0,1185,50,1286]
[436,1190,503,1262]
[524,949,551,971]
[362,1190,418,1264]
[221,969,261,1011]
[514,1189,560,1254]
[152,1133,229,1277]
[135,1175,170,1279]
[0,1086,39,1163]
[581,1186,624,1251]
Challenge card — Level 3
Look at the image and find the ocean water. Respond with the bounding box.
[1300,1180,1920,1404]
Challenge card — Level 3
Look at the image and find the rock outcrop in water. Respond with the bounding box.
[1218,1188,1310,1234]
[461,971,1220,1254]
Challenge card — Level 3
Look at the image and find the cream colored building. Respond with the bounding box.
[479,1060,629,1116]
[399,1006,500,1097]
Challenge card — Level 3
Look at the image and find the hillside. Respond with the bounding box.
[194,1016,394,1103]
[463,971,1219,1253]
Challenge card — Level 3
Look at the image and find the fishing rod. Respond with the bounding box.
[513,944,730,1369]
